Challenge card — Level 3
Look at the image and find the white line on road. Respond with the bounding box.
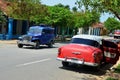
[16,58,51,67]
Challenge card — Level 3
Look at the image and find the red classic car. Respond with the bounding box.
[114,30,120,39]
[57,34,120,68]
[102,38,120,64]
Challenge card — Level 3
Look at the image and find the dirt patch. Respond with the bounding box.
[0,40,17,44]
[96,58,120,80]
[60,62,120,80]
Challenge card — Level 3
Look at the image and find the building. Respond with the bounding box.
[77,22,107,36]
[0,0,28,40]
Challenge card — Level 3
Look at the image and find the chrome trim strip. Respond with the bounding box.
[17,41,36,46]
[72,52,81,55]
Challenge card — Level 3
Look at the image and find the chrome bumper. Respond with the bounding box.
[17,40,36,46]
[57,57,99,67]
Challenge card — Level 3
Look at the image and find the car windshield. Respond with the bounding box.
[70,38,100,47]
[28,27,42,34]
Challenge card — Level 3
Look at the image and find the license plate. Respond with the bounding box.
[104,51,116,58]
[71,58,84,64]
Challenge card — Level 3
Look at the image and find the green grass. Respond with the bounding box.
[106,64,120,80]
[106,77,118,80]
[114,64,120,73]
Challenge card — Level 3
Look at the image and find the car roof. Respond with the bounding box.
[30,26,54,30]
[72,34,103,44]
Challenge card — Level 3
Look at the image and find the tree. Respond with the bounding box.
[104,18,120,32]
[54,3,70,10]
[76,0,120,20]
[46,6,74,27]
[74,11,100,28]
[72,7,77,12]
[0,10,7,24]
[5,0,48,25]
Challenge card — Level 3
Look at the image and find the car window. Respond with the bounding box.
[70,38,100,47]
[102,39,118,48]
[28,27,42,34]
[42,29,54,34]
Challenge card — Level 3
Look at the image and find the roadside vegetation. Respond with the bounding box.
[0,0,120,34]
[106,77,118,80]
[104,18,120,33]
[114,64,120,73]
[0,10,7,24]
[76,0,120,33]
[105,64,120,80]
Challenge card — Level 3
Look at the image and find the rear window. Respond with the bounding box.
[70,38,100,47]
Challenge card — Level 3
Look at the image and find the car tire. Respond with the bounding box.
[48,41,53,48]
[62,61,69,67]
[94,61,102,71]
[34,41,39,49]
[18,44,23,48]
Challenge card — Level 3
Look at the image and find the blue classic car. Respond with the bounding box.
[17,25,55,49]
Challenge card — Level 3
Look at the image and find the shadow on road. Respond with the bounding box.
[20,42,70,50]
[22,46,58,50]
[59,63,114,76]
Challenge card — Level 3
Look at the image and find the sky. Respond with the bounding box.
[41,0,76,9]
[41,0,111,22]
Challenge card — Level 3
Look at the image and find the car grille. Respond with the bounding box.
[23,35,32,41]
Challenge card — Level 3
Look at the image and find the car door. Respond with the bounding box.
[41,29,52,44]
[102,39,120,64]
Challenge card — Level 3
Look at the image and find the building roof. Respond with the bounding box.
[92,22,104,28]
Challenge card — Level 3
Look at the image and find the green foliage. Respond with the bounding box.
[114,64,120,73]
[54,3,70,10]
[0,10,7,24]
[46,6,74,27]
[72,7,78,12]
[6,0,48,23]
[76,0,120,20]
[104,18,120,32]
[105,64,120,80]
[106,77,118,80]
[3,0,100,28]
[74,11,100,28]
[38,4,100,28]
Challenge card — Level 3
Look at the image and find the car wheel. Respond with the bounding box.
[94,61,102,71]
[18,44,23,48]
[62,61,69,67]
[34,41,39,49]
[48,41,53,48]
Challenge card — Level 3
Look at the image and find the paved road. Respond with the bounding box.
[0,43,108,80]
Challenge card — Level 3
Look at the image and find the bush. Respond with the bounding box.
[106,77,118,80]
[114,64,120,73]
